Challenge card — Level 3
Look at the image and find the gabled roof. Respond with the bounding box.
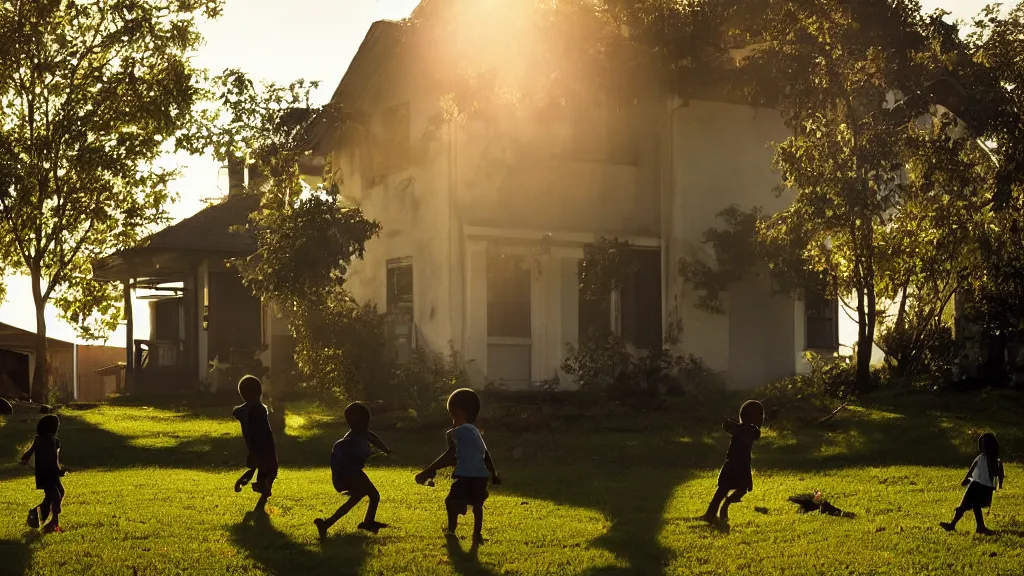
[307,20,405,152]
[92,194,260,281]
[132,193,259,253]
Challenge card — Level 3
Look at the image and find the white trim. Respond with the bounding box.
[465,226,661,248]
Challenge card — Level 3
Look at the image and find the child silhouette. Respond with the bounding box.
[702,399,764,526]
[940,432,1005,535]
[20,414,67,533]
[232,375,278,509]
[314,402,392,537]
[416,388,501,544]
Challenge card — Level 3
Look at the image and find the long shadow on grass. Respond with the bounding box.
[0,538,32,576]
[230,509,370,576]
[490,427,719,576]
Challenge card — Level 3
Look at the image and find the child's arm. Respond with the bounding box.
[416,432,456,483]
[962,459,978,486]
[722,420,740,435]
[366,431,391,455]
[484,450,501,485]
[19,438,36,465]
[998,460,1005,489]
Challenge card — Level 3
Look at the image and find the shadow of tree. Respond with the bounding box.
[0,537,33,576]
[490,430,718,576]
[229,508,370,576]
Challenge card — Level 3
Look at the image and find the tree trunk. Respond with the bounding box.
[30,268,49,404]
[855,288,873,392]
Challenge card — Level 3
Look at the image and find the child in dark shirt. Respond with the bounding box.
[20,414,67,533]
[314,402,392,538]
[940,432,1005,535]
[232,375,278,507]
[416,388,501,544]
[702,400,764,525]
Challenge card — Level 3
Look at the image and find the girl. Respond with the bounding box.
[940,432,1005,535]
[20,414,67,533]
[702,400,764,525]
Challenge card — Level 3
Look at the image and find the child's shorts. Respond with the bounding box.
[446,476,489,514]
[333,468,375,497]
[959,481,995,510]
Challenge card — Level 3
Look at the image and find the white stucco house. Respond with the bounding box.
[305,9,854,391]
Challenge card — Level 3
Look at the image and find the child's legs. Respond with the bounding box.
[44,481,64,521]
[472,504,484,536]
[238,468,256,484]
[363,483,381,524]
[972,508,986,529]
[325,493,366,527]
[725,489,748,505]
[255,463,278,495]
[704,486,730,516]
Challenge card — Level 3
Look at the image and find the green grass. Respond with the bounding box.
[2,392,1024,575]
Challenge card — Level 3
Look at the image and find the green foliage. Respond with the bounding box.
[561,332,697,398]
[0,0,224,401]
[392,348,470,417]
[758,353,857,423]
[877,316,957,385]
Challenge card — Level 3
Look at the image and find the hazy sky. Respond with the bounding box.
[0,0,995,346]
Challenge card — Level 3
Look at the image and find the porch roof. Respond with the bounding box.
[0,322,75,355]
[93,194,260,282]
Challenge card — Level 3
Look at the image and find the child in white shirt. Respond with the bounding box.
[940,432,1005,535]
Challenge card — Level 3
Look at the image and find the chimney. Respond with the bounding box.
[227,154,245,197]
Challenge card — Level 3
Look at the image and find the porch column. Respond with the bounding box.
[124,279,134,393]
[464,241,488,385]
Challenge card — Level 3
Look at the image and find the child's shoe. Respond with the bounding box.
[313,518,328,539]
[357,521,388,534]
[41,523,63,534]
[26,508,39,529]
[472,533,487,545]
[939,522,956,532]
[976,527,995,535]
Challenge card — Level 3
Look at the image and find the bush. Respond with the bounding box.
[758,353,856,423]
[391,348,469,417]
[561,334,700,399]
[877,318,957,386]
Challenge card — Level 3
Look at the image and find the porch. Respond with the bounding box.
[92,194,267,395]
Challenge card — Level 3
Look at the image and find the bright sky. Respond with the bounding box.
[0,0,994,346]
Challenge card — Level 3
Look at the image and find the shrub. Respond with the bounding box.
[877,318,957,386]
[391,347,469,417]
[758,353,857,423]
[561,334,702,399]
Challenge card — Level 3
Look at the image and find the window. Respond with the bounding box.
[620,248,662,350]
[487,255,531,339]
[374,103,411,175]
[578,246,662,348]
[805,281,838,350]
[386,257,414,362]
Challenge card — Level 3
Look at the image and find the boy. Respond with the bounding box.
[20,414,67,533]
[314,402,392,538]
[415,388,501,544]
[233,375,278,508]
[702,399,764,525]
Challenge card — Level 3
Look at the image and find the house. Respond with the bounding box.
[309,5,849,391]
[91,182,299,395]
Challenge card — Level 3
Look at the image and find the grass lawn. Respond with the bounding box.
[2,392,1024,575]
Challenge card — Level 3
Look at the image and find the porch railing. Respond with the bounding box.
[134,339,188,371]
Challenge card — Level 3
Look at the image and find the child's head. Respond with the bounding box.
[344,402,371,432]
[37,414,60,436]
[446,388,481,425]
[237,375,263,403]
[979,432,1000,459]
[739,400,765,427]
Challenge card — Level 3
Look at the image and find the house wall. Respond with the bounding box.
[333,47,458,358]
[665,100,801,388]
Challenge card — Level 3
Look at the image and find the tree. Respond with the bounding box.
[193,70,383,398]
[665,0,1024,390]
[0,0,223,402]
